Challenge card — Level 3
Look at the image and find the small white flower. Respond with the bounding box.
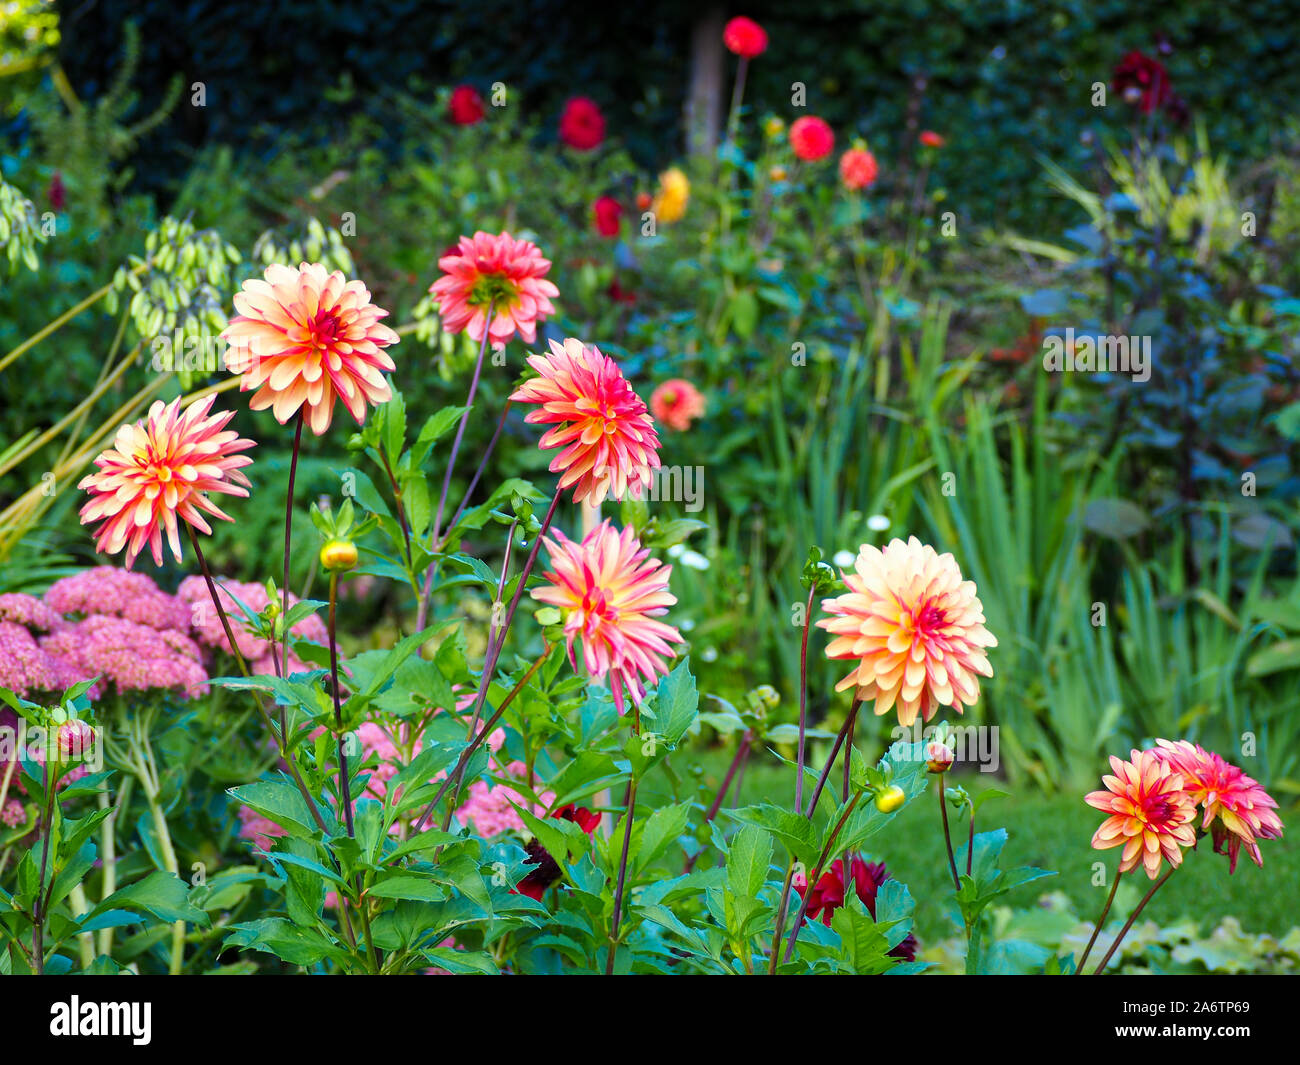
[701,646,718,662]
[680,617,696,632]
[867,514,891,531]
[832,550,855,568]
[667,543,685,559]
[680,549,710,571]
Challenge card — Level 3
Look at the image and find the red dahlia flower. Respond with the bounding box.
[448,84,486,125]
[559,96,606,151]
[789,116,834,162]
[723,16,768,59]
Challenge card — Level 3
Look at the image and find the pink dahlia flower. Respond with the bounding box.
[1085,749,1198,878]
[839,148,879,191]
[1153,739,1284,872]
[649,378,706,432]
[429,231,559,348]
[221,262,399,435]
[558,96,605,152]
[533,520,681,713]
[723,16,768,59]
[509,338,661,506]
[77,395,254,568]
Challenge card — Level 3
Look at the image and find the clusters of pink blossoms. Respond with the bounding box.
[177,576,326,676]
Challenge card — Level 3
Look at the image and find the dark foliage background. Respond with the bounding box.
[54,0,1300,226]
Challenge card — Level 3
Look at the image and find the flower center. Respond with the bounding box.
[914,602,946,635]
[469,274,519,312]
[308,310,340,351]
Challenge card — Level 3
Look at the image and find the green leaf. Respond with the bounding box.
[725,803,818,865]
[228,779,322,840]
[635,802,693,872]
[94,871,208,926]
[726,825,773,899]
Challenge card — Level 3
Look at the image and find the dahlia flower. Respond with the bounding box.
[789,116,834,162]
[221,262,399,435]
[559,96,605,151]
[532,520,681,713]
[649,379,706,432]
[593,195,622,238]
[514,804,601,901]
[817,537,997,727]
[1085,749,1198,878]
[1112,50,1173,114]
[509,338,661,506]
[651,167,690,225]
[447,84,485,125]
[429,231,559,348]
[1152,739,1284,872]
[794,857,917,961]
[723,16,768,59]
[839,147,879,191]
[77,395,254,568]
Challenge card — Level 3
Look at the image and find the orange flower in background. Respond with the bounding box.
[533,520,681,713]
[817,537,997,727]
[1085,749,1198,878]
[789,116,834,162]
[919,130,946,148]
[723,16,768,59]
[429,231,559,349]
[651,167,691,225]
[1153,739,1284,872]
[649,379,706,431]
[509,338,661,506]
[839,147,878,190]
[220,262,399,436]
[78,395,254,568]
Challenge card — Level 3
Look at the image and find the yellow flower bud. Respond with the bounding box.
[320,539,358,572]
[874,784,906,813]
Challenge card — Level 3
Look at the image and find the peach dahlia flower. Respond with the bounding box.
[1085,749,1198,878]
[220,262,399,435]
[78,394,254,568]
[649,379,706,432]
[429,231,559,348]
[509,338,661,506]
[1153,739,1284,872]
[817,537,996,727]
[533,520,681,714]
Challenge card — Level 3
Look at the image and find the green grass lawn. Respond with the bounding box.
[667,743,1300,946]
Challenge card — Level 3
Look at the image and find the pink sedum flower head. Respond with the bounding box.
[1153,739,1284,872]
[1085,749,1198,878]
[533,520,682,714]
[221,262,399,435]
[817,537,997,727]
[429,232,559,349]
[77,395,254,569]
[510,338,661,506]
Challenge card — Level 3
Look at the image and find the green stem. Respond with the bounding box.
[1091,867,1174,976]
[605,775,638,975]
[1076,868,1122,974]
[939,783,961,891]
[280,411,305,684]
[781,791,863,962]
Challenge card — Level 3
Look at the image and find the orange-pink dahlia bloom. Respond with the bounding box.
[532,520,681,714]
[220,262,399,435]
[649,379,707,432]
[1152,739,1284,872]
[839,148,879,191]
[817,537,997,727]
[429,231,559,349]
[509,338,661,506]
[78,395,254,568]
[1085,749,1198,878]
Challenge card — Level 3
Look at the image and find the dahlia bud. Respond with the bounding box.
[769,165,788,182]
[874,784,906,813]
[635,191,653,211]
[58,720,96,760]
[320,539,358,572]
[925,739,955,774]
